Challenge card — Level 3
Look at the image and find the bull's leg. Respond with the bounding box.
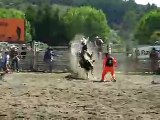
[91,69,93,75]
[86,72,89,79]
[91,69,96,80]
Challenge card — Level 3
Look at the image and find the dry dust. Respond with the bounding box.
[70,38,103,79]
[0,72,160,120]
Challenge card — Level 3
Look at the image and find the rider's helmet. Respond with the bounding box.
[95,36,100,39]
[96,36,100,39]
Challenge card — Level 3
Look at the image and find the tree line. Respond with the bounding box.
[0,0,159,45]
[25,5,111,45]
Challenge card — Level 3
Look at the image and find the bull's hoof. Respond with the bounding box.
[151,81,160,84]
[86,75,89,80]
[151,81,155,84]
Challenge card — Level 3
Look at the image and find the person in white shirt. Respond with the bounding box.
[1,50,10,73]
[94,36,104,58]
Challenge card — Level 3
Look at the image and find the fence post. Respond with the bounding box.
[32,41,36,71]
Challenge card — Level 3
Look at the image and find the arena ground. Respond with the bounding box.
[0,72,160,120]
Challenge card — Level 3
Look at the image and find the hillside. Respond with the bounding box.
[0,0,157,27]
[0,0,158,45]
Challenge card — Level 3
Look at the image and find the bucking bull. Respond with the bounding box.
[78,51,95,79]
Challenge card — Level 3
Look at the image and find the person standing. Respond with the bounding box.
[94,36,104,58]
[149,47,159,74]
[43,48,56,73]
[1,50,10,73]
[101,53,117,82]
[10,47,20,72]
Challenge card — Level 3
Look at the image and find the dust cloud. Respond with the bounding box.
[69,35,103,80]
[69,36,133,80]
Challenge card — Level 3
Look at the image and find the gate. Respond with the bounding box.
[19,46,71,72]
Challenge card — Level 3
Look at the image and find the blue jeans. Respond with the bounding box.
[11,59,19,71]
[0,62,5,71]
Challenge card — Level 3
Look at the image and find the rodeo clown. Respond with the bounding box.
[100,52,117,82]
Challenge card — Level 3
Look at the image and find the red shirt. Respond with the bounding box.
[103,56,117,69]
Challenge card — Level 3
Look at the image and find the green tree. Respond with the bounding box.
[150,31,160,42]
[26,4,68,45]
[135,10,160,44]
[0,0,158,28]
[63,6,110,42]
[25,5,37,40]
[0,8,32,42]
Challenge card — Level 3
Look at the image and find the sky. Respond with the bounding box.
[135,0,160,7]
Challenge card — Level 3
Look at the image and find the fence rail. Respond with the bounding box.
[18,47,70,72]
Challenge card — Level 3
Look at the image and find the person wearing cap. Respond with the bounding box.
[94,36,104,58]
[43,47,56,73]
[150,47,159,74]
[100,53,117,82]
[10,47,19,72]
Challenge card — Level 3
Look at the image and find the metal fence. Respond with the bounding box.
[19,46,71,72]
[1,42,156,73]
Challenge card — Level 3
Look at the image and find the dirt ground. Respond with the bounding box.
[0,72,160,120]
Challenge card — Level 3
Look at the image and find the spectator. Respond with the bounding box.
[0,50,10,73]
[10,47,20,72]
[150,47,159,74]
[43,47,56,73]
[94,36,104,58]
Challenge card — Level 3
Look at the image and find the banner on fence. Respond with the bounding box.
[132,45,160,59]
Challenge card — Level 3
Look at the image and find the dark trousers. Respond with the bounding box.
[44,60,53,72]
[11,59,19,71]
[0,62,6,71]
